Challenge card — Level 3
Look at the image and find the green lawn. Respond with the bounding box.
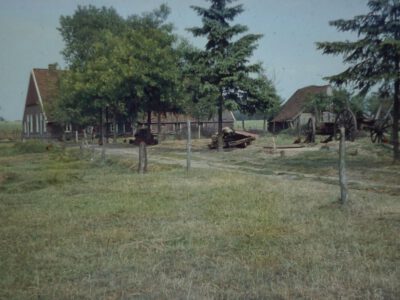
[0,141,399,299]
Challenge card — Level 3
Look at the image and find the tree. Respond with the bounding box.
[59,5,125,69]
[304,89,366,120]
[253,74,281,132]
[124,6,183,138]
[178,40,217,124]
[57,5,182,143]
[317,0,400,161]
[0,106,4,121]
[188,0,273,150]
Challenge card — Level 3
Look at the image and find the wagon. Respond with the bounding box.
[359,104,394,143]
[304,108,357,143]
[208,127,257,149]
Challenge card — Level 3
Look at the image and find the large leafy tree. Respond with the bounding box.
[57,5,182,142]
[188,0,274,150]
[178,40,217,122]
[127,13,182,133]
[317,0,400,161]
[58,30,140,142]
[59,5,125,69]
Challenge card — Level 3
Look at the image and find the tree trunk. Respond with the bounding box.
[113,116,117,144]
[217,102,223,151]
[105,106,109,144]
[138,141,147,174]
[99,108,104,145]
[242,119,245,130]
[393,79,399,161]
[99,108,106,162]
[339,126,348,205]
[157,112,161,134]
[263,115,267,134]
[147,110,152,140]
[187,120,191,172]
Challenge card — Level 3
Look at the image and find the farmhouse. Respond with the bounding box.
[22,64,65,139]
[22,65,235,140]
[271,85,332,132]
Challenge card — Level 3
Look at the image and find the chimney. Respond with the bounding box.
[48,63,57,72]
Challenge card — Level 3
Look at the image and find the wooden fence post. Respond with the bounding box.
[272,136,277,154]
[198,122,201,139]
[187,120,191,172]
[339,126,348,205]
[138,141,147,174]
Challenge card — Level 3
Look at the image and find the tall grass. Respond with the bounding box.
[0,142,399,299]
[0,121,21,140]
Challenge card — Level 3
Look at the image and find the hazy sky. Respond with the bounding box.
[0,0,368,121]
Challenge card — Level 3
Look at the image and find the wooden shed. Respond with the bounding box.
[271,85,332,132]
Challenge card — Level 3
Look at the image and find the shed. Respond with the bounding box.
[271,85,332,132]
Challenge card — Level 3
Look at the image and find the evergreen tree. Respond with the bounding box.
[188,0,273,150]
[317,0,400,161]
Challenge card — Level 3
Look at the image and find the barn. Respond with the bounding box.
[271,85,332,132]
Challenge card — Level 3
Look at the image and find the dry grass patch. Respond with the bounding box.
[0,142,399,299]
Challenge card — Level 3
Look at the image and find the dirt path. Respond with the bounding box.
[91,143,400,195]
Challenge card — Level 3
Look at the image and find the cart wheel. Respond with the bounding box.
[370,115,393,143]
[334,109,357,141]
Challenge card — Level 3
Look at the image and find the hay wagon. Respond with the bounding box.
[304,104,396,144]
[304,108,357,143]
[359,104,394,143]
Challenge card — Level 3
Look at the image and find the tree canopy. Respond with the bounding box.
[317,0,400,160]
[57,5,182,139]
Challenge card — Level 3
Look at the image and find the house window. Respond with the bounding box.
[109,123,114,132]
[43,114,47,133]
[29,115,33,133]
[38,114,42,134]
[36,114,39,133]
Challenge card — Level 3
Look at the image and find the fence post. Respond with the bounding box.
[138,141,147,174]
[339,126,348,205]
[187,120,191,173]
[198,122,201,139]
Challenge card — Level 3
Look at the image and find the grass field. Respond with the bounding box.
[234,119,266,131]
[0,139,399,299]
[0,121,21,140]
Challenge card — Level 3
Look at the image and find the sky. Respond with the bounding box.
[0,0,369,121]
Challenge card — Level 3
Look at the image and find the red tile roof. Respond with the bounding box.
[272,85,331,122]
[32,68,61,106]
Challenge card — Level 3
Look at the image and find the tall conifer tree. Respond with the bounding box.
[317,0,400,161]
[189,0,269,150]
